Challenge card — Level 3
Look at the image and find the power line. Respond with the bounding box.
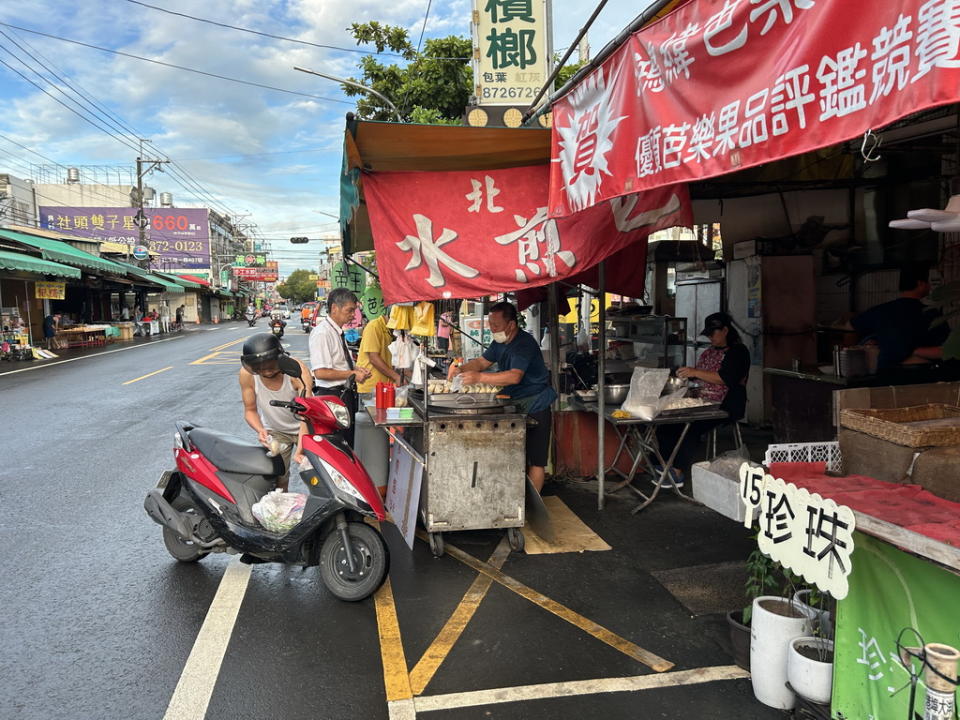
[0,22,355,105]
[120,0,470,60]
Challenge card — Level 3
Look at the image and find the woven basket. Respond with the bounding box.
[839,404,960,448]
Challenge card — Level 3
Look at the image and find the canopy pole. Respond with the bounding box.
[547,284,561,408]
[24,280,32,346]
[597,261,606,510]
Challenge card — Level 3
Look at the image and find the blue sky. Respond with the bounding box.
[0,0,649,277]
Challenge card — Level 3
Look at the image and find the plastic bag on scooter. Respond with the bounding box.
[252,489,307,532]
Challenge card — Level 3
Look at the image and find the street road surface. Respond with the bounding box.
[0,322,780,720]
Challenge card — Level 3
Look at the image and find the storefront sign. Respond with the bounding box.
[833,532,960,718]
[35,281,65,300]
[330,261,365,294]
[232,260,278,282]
[361,283,386,319]
[386,443,423,550]
[363,164,689,304]
[549,0,960,216]
[39,206,211,269]
[472,0,551,106]
[234,254,267,267]
[132,245,150,260]
[740,463,856,599]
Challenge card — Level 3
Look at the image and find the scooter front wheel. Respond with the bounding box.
[319,522,389,601]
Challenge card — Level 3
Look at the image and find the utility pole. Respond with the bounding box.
[133,139,169,264]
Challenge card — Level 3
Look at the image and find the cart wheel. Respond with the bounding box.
[428,532,445,558]
[507,527,525,553]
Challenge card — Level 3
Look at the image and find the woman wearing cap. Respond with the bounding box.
[239,333,313,491]
[655,312,750,488]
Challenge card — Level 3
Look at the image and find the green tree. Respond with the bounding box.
[275,269,318,305]
[345,22,472,123]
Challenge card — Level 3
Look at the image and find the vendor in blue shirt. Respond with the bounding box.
[448,301,557,493]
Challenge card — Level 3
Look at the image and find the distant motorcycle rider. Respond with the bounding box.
[239,333,312,491]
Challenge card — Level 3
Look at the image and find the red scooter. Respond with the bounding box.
[144,363,389,601]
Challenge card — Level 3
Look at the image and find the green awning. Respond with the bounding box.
[0,249,82,278]
[0,229,124,274]
[111,260,185,294]
[155,271,205,290]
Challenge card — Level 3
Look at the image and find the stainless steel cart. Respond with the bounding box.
[367,394,528,556]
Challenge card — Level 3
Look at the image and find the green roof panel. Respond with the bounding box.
[0,249,82,278]
[0,229,123,274]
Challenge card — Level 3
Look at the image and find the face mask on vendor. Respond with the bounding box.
[488,312,516,344]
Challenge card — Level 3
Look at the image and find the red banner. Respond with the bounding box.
[362,165,690,303]
[549,0,960,217]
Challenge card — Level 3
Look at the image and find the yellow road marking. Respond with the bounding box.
[419,531,674,673]
[409,537,512,695]
[122,366,173,385]
[208,337,247,352]
[373,576,414,703]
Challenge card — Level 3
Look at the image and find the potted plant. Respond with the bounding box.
[727,546,781,671]
[792,587,835,639]
[787,635,835,705]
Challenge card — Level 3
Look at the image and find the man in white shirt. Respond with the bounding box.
[309,288,371,445]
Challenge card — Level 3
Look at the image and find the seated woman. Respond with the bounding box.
[655,312,750,488]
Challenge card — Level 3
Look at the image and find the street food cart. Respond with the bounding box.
[366,389,528,556]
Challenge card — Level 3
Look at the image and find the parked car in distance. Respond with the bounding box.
[275,303,290,319]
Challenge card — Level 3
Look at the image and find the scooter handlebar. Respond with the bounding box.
[268,399,300,409]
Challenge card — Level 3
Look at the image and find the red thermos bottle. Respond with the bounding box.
[385,383,396,408]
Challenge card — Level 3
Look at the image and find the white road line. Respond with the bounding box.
[0,336,186,376]
[228,326,239,330]
[388,699,417,720]
[163,560,252,720]
[413,665,750,713]
[206,327,222,331]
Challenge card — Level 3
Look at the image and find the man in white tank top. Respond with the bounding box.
[239,334,312,491]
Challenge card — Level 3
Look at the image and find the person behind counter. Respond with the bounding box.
[448,301,557,493]
[851,265,949,371]
[655,312,750,488]
[356,308,401,394]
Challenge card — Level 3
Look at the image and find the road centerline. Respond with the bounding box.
[122,366,173,385]
[163,559,252,720]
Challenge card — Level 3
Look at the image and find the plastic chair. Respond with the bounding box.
[707,421,744,460]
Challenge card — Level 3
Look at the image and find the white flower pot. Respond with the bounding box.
[749,596,816,709]
[787,637,834,705]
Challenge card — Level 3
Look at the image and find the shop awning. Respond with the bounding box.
[110,260,185,294]
[155,271,205,290]
[177,274,211,287]
[341,119,551,255]
[0,228,123,274]
[0,249,81,278]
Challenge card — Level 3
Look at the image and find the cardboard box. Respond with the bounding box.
[691,461,745,522]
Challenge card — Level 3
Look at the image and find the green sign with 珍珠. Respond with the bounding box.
[833,531,960,718]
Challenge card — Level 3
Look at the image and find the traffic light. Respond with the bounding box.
[290,236,309,244]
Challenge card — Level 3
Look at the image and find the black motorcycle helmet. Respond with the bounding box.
[241,333,284,375]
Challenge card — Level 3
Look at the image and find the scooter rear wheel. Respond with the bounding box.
[319,522,388,601]
[162,497,209,563]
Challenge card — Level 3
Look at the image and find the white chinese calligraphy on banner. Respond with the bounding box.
[739,462,857,599]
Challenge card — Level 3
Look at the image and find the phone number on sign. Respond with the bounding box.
[149,239,206,254]
[481,86,538,99]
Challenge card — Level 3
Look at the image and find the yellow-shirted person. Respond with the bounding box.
[357,312,401,393]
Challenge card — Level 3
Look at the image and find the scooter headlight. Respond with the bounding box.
[323,399,352,429]
[317,456,365,501]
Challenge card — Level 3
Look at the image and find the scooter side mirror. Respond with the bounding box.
[277,354,301,378]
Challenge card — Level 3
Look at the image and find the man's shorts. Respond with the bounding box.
[526,408,552,468]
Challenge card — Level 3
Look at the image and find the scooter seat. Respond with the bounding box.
[188,427,284,476]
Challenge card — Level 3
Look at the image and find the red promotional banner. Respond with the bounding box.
[549,0,960,217]
[362,164,690,303]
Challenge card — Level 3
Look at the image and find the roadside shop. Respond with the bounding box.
[538,0,960,715]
